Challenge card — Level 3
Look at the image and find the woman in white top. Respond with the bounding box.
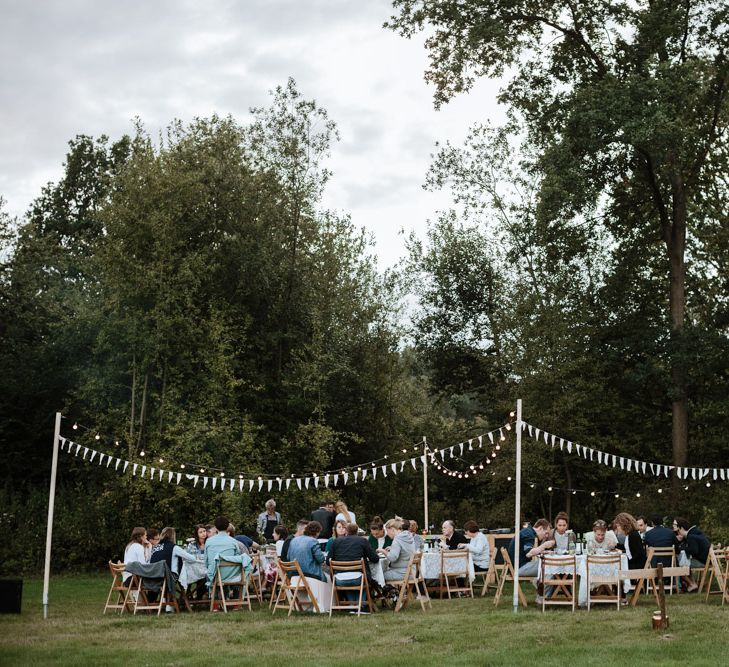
[334,500,356,526]
[123,526,148,583]
[459,520,490,571]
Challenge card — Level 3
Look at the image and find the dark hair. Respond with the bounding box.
[205,524,215,531]
[147,528,159,541]
[555,512,569,525]
[305,520,322,537]
[534,518,551,530]
[193,524,206,547]
[370,516,384,530]
[273,524,288,540]
[674,517,690,531]
[650,514,664,527]
[321,500,333,507]
[214,515,230,532]
[636,515,647,524]
[464,520,479,533]
[400,519,411,532]
[346,522,359,536]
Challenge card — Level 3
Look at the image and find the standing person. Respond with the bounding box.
[440,520,465,550]
[458,521,490,571]
[335,500,356,526]
[311,500,336,540]
[613,513,646,570]
[367,516,392,551]
[282,520,309,561]
[123,527,148,584]
[286,521,328,581]
[379,517,415,581]
[257,499,281,543]
[674,517,711,592]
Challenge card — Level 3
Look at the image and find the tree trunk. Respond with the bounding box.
[136,371,149,453]
[129,352,136,447]
[668,175,688,494]
[158,360,167,436]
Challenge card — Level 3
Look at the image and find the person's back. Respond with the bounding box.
[685,526,710,564]
[287,535,326,581]
[311,505,336,539]
[386,529,415,577]
[205,518,245,586]
[330,534,379,567]
[507,525,536,568]
[644,524,677,567]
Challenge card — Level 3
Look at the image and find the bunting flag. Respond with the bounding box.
[524,421,727,482]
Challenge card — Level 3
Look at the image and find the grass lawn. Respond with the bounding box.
[0,574,727,666]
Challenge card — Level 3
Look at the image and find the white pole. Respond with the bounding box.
[512,399,523,612]
[422,436,429,534]
[43,412,62,619]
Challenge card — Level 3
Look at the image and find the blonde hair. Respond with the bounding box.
[384,517,404,530]
[335,501,352,522]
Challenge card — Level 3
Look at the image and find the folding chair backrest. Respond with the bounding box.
[441,550,469,575]
[104,561,131,614]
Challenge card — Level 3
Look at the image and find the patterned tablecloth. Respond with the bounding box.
[179,558,207,590]
[538,553,631,605]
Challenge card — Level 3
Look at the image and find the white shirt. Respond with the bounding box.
[123,542,146,582]
[464,532,490,569]
[336,511,356,525]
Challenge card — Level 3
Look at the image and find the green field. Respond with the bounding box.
[0,575,727,666]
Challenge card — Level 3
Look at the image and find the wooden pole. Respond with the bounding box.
[512,399,523,612]
[43,412,62,619]
[657,563,668,629]
[422,436,429,533]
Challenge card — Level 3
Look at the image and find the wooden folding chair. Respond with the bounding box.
[440,550,473,598]
[586,553,622,610]
[704,548,729,605]
[209,559,250,612]
[494,547,535,608]
[541,555,577,612]
[247,553,264,603]
[271,560,321,615]
[477,535,498,597]
[130,573,174,616]
[329,559,375,617]
[388,552,431,612]
[103,561,133,614]
[268,554,282,609]
[646,547,677,596]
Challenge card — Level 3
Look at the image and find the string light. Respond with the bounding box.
[72,423,78,430]
[139,450,145,457]
[95,433,100,441]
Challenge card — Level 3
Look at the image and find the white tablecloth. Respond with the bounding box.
[179,558,207,590]
[290,576,331,612]
[420,550,475,582]
[538,553,631,605]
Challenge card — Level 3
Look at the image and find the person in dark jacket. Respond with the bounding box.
[644,514,677,565]
[281,519,309,561]
[440,520,465,550]
[310,501,336,540]
[674,517,711,592]
[613,512,646,570]
[328,522,380,607]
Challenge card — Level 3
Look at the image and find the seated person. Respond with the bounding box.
[380,518,415,582]
[586,520,618,554]
[440,520,465,550]
[458,520,489,571]
[613,513,646,570]
[552,512,570,553]
[144,528,160,562]
[674,517,710,592]
[281,520,308,561]
[636,515,650,539]
[409,520,424,551]
[507,518,555,603]
[230,525,260,553]
[123,527,148,584]
[186,524,207,557]
[273,524,288,557]
[325,519,348,552]
[205,524,218,539]
[367,516,393,551]
[149,526,197,578]
[204,515,251,589]
[328,522,380,606]
[286,520,328,582]
[644,514,677,566]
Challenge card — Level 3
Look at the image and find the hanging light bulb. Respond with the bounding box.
[139,450,145,457]
[239,474,243,479]
[95,433,100,441]
[705,482,711,488]
[200,468,205,473]
[180,464,185,469]
[114,440,119,446]
[159,458,164,464]
[72,422,78,430]
[657,488,662,494]
[505,423,512,431]
[572,490,577,495]
[509,411,515,418]
[635,492,641,498]
[590,491,596,497]
[496,444,501,450]
[547,486,553,492]
[614,493,619,499]
[220,471,225,477]
[507,476,512,481]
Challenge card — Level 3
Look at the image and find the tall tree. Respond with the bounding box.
[388,0,729,475]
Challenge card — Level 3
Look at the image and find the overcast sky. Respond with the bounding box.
[0,0,505,267]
